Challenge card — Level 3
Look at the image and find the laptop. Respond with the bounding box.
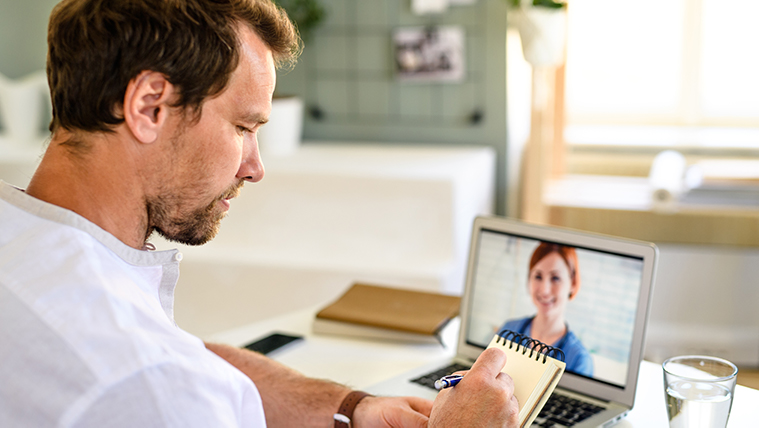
[367,216,658,428]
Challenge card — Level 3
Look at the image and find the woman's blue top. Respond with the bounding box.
[499,316,594,378]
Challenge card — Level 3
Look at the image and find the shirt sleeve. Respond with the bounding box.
[70,361,266,428]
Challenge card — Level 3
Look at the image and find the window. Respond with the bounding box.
[564,0,759,150]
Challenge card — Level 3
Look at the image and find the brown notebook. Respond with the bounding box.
[313,283,461,344]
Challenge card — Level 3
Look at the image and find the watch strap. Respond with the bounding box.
[333,390,372,428]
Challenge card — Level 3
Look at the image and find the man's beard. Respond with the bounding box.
[146,180,243,246]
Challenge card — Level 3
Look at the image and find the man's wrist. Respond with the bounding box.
[333,390,373,428]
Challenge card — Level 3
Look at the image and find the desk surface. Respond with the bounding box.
[209,308,759,427]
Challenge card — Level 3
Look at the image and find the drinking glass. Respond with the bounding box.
[663,355,738,428]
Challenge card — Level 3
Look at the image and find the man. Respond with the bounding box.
[0,0,519,426]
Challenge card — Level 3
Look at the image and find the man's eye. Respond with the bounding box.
[237,126,251,135]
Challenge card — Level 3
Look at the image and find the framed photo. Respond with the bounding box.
[393,26,465,83]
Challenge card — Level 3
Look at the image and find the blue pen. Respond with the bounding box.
[434,374,463,390]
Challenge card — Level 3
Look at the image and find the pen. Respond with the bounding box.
[434,374,463,390]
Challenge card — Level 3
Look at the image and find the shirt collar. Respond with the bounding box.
[0,180,182,321]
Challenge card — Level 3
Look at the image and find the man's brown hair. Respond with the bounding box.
[46,0,300,134]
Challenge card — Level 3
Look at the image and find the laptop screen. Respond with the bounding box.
[464,227,646,390]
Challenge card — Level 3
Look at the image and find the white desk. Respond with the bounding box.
[209,308,759,427]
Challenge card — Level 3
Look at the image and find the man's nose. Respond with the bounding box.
[237,134,265,182]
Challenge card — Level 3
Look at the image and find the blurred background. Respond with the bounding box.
[1,0,758,386]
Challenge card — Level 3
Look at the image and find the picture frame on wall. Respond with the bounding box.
[393,26,465,83]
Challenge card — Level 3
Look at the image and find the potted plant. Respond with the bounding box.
[507,0,567,67]
[275,0,325,42]
[258,0,325,157]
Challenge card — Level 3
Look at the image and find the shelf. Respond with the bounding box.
[544,175,759,246]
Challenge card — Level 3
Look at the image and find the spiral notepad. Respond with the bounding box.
[487,329,567,428]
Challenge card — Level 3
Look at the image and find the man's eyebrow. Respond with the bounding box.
[237,112,269,125]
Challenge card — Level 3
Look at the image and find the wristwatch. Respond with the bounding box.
[333,390,372,428]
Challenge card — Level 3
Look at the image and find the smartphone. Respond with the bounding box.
[242,332,304,356]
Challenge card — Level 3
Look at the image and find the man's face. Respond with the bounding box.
[147,25,275,246]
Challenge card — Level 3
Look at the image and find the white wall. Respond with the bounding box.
[645,244,759,366]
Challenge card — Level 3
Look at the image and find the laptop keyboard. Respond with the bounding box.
[531,394,605,427]
[411,364,605,428]
[410,363,470,390]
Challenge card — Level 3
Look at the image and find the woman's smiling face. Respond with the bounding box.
[528,251,576,319]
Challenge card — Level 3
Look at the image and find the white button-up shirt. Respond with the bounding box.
[0,182,266,427]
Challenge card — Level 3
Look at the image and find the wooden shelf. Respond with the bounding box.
[544,175,759,247]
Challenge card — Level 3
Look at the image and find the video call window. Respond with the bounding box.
[465,229,644,388]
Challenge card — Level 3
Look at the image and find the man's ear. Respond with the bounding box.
[123,71,175,143]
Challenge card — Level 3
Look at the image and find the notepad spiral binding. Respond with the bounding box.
[496,329,565,364]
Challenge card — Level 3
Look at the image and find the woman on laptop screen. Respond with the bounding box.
[499,242,594,377]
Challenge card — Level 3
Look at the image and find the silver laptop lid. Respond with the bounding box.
[456,216,658,408]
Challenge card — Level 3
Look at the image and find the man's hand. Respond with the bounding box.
[427,347,520,428]
[352,395,433,428]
